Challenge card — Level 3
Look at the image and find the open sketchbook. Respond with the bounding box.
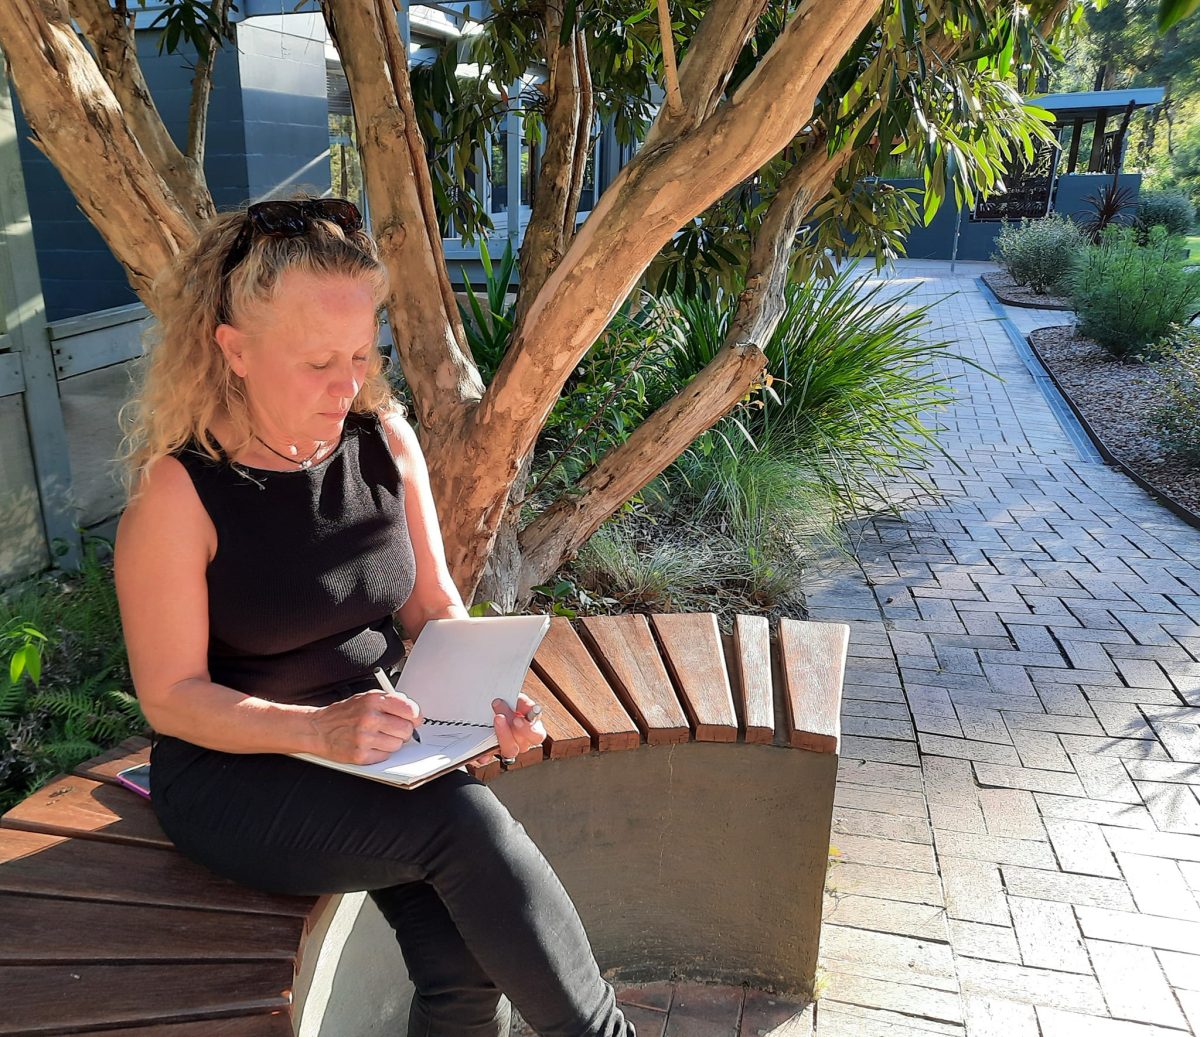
[289,614,551,789]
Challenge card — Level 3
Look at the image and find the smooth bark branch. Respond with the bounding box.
[516,338,769,596]
[443,0,880,597]
[656,0,684,116]
[0,0,196,300]
[515,3,584,327]
[515,147,841,594]
[69,0,214,226]
[644,0,770,146]
[563,32,593,242]
[321,0,478,434]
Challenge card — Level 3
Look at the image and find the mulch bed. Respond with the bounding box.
[982,270,1072,310]
[1028,325,1200,519]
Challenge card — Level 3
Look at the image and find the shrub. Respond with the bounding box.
[992,215,1086,294]
[1069,226,1200,359]
[1146,325,1200,462]
[0,539,143,813]
[1137,191,1196,238]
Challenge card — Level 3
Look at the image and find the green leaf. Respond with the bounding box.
[1159,0,1200,30]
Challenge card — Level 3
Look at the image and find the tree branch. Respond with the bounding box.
[656,0,684,116]
[320,0,478,433]
[186,0,233,165]
[515,144,842,595]
[68,0,214,226]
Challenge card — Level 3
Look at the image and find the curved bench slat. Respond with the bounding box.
[71,736,151,784]
[532,618,640,751]
[0,775,172,849]
[649,613,738,742]
[1,962,293,1035]
[578,615,690,744]
[730,615,775,743]
[55,1017,288,1036]
[0,892,306,963]
[522,667,591,759]
[778,618,848,754]
[0,828,313,917]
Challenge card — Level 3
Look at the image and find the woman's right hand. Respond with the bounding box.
[308,690,423,764]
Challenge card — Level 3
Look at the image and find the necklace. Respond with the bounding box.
[253,433,325,469]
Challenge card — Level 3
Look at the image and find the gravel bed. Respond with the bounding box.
[1028,325,1200,518]
[982,270,1072,310]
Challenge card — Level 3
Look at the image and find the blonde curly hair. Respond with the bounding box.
[118,194,403,497]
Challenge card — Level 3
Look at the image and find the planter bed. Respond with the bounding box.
[1027,325,1200,526]
[981,270,1072,310]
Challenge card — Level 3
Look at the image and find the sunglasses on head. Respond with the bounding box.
[219,197,365,294]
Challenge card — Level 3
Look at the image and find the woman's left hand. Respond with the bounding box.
[467,692,547,767]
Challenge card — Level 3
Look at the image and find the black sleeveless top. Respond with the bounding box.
[172,410,417,707]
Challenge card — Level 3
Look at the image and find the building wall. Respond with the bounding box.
[894,173,1143,262]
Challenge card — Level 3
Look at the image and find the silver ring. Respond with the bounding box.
[498,755,518,770]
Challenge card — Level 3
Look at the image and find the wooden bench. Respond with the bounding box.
[0,612,847,1036]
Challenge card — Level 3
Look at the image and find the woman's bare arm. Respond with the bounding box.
[114,455,417,762]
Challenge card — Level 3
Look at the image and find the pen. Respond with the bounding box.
[374,666,421,743]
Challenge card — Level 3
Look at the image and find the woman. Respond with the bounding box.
[114,195,635,1037]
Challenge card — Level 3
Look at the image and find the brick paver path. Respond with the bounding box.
[807,262,1200,1036]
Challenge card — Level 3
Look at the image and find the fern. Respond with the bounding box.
[0,679,27,717]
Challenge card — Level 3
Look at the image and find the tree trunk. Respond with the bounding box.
[0,0,196,300]
[69,0,215,227]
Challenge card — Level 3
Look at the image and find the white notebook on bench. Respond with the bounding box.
[290,614,551,789]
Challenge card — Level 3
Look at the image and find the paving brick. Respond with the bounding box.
[1045,818,1121,877]
[814,1001,963,1036]
[1058,734,1171,761]
[973,762,1086,797]
[1069,755,1145,805]
[822,894,948,941]
[843,699,911,721]
[1036,682,1097,717]
[1009,729,1074,771]
[1008,896,1090,973]
[821,926,957,987]
[1178,860,1200,893]
[947,920,1020,963]
[818,971,964,1026]
[919,733,1022,766]
[1123,760,1200,787]
[1177,989,1200,1036]
[841,735,922,767]
[1115,852,1200,921]
[1087,939,1188,1029]
[832,832,938,873]
[961,996,1038,1037]
[955,957,1107,1014]
[1089,702,1158,739]
[1156,949,1200,992]
[1084,683,1186,706]
[842,716,916,741]
[953,707,1011,744]
[949,690,1048,714]
[978,788,1045,841]
[826,862,943,907]
[1103,825,1200,863]
[616,1004,668,1037]
[1134,781,1200,835]
[614,981,674,1012]
[941,856,1009,925]
[934,829,1058,869]
[1000,865,1135,911]
[1001,710,1105,736]
[838,759,925,792]
[1149,721,1200,765]
[833,807,932,845]
[834,785,929,819]
[1034,1007,1191,1036]
[915,713,968,738]
[924,756,987,835]
[1077,904,1200,953]
[1034,793,1155,830]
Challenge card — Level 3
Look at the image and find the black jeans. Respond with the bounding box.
[150,737,634,1037]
